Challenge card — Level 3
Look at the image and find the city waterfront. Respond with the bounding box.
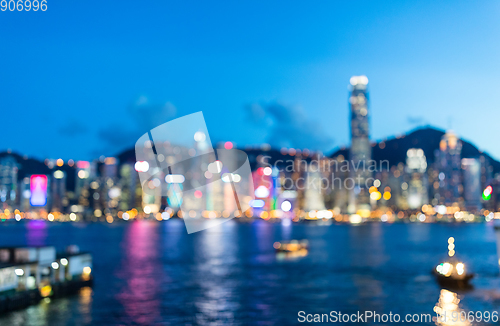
[0,220,499,325]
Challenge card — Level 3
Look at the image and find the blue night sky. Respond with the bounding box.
[1,1,500,161]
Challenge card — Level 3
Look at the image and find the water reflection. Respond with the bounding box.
[193,222,240,325]
[433,289,469,326]
[78,287,93,325]
[0,222,499,325]
[25,220,47,247]
[115,221,161,325]
[0,285,93,326]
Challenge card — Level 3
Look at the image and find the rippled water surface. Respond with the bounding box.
[0,220,500,325]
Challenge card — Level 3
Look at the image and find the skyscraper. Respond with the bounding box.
[348,75,372,213]
[303,165,326,212]
[461,158,481,212]
[405,148,428,209]
[435,131,462,205]
[0,155,18,206]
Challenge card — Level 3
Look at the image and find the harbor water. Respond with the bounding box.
[0,220,499,325]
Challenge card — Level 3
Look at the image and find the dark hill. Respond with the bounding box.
[329,126,500,174]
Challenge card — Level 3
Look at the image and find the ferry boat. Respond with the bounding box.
[433,259,473,289]
[274,240,309,260]
[273,240,308,253]
[433,237,473,289]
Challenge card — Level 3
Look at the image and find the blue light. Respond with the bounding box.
[251,199,265,208]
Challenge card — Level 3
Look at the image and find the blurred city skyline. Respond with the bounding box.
[2,1,500,160]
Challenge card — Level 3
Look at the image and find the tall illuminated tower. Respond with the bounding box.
[348,75,372,213]
[406,148,428,209]
[461,158,481,212]
[435,131,462,205]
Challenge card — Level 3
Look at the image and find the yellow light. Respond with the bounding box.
[357,209,371,218]
[370,191,382,201]
[82,266,91,281]
[448,250,455,257]
[369,186,377,193]
[56,159,64,167]
[383,191,391,200]
[40,285,52,297]
[349,214,362,224]
[448,237,454,244]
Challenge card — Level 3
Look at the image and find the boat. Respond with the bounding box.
[274,240,309,260]
[433,237,473,289]
[433,259,473,289]
[273,240,308,253]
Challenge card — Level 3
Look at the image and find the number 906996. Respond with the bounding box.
[1,0,47,11]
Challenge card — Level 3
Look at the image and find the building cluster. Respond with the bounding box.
[0,155,141,221]
[340,76,496,219]
[247,76,498,222]
[0,76,498,222]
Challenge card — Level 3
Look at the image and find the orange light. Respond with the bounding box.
[40,285,52,297]
[82,266,92,281]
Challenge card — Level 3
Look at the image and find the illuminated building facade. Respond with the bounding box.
[303,165,326,211]
[51,169,66,212]
[348,75,372,213]
[75,161,91,210]
[461,158,481,212]
[118,163,138,211]
[0,156,18,205]
[405,148,428,209]
[434,131,462,205]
